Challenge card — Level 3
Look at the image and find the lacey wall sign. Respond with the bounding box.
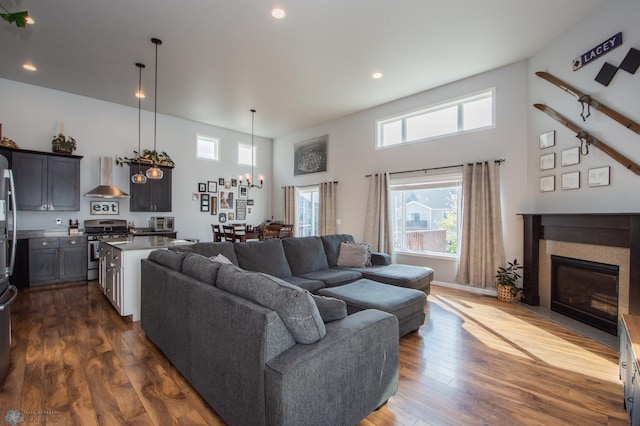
[90,201,120,215]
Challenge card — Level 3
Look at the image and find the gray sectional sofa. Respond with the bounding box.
[140,234,434,425]
[141,250,399,426]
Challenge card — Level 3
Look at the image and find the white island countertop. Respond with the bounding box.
[103,235,195,251]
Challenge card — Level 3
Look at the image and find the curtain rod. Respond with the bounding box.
[364,159,504,178]
[282,181,339,189]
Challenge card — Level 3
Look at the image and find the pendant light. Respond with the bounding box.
[146,37,164,180]
[131,62,147,184]
[247,109,263,189]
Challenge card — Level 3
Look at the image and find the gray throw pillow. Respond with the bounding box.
[182,253,222,285]
[217,264,326,344]
[312,295,347,322]
[337,242,372,268]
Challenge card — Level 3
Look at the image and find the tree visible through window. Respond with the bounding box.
[390,174,462,256]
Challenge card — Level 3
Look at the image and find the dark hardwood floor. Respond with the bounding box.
[0,281,627,425]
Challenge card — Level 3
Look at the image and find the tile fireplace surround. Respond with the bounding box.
[521,214,640,318]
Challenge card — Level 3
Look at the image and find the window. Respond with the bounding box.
[376,89,494,148]
[238,143,256,166]
[390,173,462,257]
[297,186,319,237]
[196,134,220,161]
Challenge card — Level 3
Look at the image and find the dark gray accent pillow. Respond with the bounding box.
[282,236,329,275]
[217,264,326,344]
[233,239,292,278]
[321,234,356,267]
[182,253,222,285]
[148,249,187,271]
[311,295,347,322]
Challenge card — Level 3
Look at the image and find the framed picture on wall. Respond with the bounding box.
[210,196,218,215]
[588,166,610,187]
[239,185,248,198]
[208,181,217,193]
[198,182,206,192]
[540,175,555,192]
[561,171,580,190]
[539,130,555,149]
[294,135,328,176]
[540,153,555,170]
[561,147,580,166]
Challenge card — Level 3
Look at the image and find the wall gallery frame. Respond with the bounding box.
[539,130,555,149]
[540,153,555,170]
[208,181,217,193]
[588,166,610,187]
[540,175,555,192]
[294,135,328,176]
[561,147,580,166]
[561,171,580,190]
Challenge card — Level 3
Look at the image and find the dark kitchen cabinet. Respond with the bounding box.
[5,148,82,211]
[128,165,172,212]
[28,236,87,286]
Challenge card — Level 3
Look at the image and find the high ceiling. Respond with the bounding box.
[1,0,605,138]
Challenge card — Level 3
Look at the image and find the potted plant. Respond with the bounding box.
[51,133,77,154]
[496,259,523,302]
[116,149,175,168]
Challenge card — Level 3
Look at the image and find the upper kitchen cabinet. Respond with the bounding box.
[128,165,172,212]
[1,147,82,211]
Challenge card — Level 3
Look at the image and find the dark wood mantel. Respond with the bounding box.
[520,213,640,314]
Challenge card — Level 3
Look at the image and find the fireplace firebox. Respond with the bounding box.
[551,255,619,335]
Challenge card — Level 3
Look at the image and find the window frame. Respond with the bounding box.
[390,172,463,259]
[238,143,256,166]
[376,88,495,149]
[297,185,319,237]
[195,134,220,161]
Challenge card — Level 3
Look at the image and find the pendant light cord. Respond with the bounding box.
[251,108,256,184]
[137,63,144,174]
[153,39,160,166]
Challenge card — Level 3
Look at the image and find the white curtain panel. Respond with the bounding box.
[363,172,393,255]
[283,186,297,237]
[456,162,505,288]
[318,182,337,236]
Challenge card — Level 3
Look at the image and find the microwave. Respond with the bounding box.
[150,216,174,232]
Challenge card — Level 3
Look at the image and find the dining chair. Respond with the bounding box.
[211,224,222,242]
[262,224,281,240]
[222,225,239,242]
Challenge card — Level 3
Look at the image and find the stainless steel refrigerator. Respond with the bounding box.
[0,153,18,383]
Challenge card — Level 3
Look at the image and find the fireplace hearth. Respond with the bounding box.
[551,255,619,335]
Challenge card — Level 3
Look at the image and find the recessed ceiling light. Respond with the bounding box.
[272,8,286,19]
[372,72,383,79]
[22,63,37,71]
[135,91,145,99]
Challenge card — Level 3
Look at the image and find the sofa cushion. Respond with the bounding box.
[281,276,325,293]
[321,234,356,267]
[312,295,347,322]
[298,269,362,287]
[234,239,292,278]
[337,242,371,268]
[148,249,188,271]
[186,242,239,266]
[182,253,223,285]
[282,236,329,275]
[217,264,326,344]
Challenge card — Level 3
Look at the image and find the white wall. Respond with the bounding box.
[272,62,529,283]
[0,79,272,242]
[526,0,640,213]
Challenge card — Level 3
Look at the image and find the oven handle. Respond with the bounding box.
[0,285,18,311]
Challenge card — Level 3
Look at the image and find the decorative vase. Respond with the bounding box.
[497,284,519,302]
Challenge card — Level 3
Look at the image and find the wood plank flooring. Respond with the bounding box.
[0,281,627,425]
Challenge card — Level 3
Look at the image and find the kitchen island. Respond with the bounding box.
[99,236,194,321]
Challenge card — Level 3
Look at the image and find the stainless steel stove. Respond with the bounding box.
[84,219,131,280]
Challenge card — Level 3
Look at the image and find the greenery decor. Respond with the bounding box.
[51,133,77,154]
[1,5,29,27]
[116,149,175,168]
[496,259,523,301]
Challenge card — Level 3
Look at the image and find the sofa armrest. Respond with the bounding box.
[265,309,398,425]
[371,251,392,266]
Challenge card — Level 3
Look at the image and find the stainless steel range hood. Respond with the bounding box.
[84,156,131,198]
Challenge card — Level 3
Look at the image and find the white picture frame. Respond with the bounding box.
[588,166,610,187]
[540,175,555,192]
[561,171,580,190]
[540,153,555,170]
[561,147,580,166]
[539,130,555,149]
